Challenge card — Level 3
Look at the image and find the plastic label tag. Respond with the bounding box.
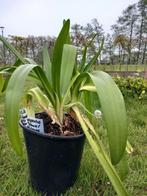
[20,109,44,133]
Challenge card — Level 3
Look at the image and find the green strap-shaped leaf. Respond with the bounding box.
[5,64,55,154]
[82,91,94,121]
[71,72,87,101]
[0,36,26,64]
[5,64,38,155]
[83,38,104,72]
[0,74,4,93]
[43,44,52,85]
[60,44,77,97]
[63,19,71,44]
[0,66,16,74]
[13,59,23,67]
[81,78,94,118]
[24,58,37,64]
[73,106,128,196]
[27,86,50,108]
[62,71,80,105]
[1,75,10,93]
[79,34,97,72]
[52,19,70,96]
[33,66,55,106]
[89,71,128,165]
[80,85,96,92]
[116,153,129,180]
[78,46,87,72]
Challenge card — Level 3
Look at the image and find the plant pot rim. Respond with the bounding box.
[19,120,85,141]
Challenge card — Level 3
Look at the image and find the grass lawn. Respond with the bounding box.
[96,64,147,72]
[0,96,147,196]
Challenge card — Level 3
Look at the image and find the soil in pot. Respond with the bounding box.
[35,112,83,136]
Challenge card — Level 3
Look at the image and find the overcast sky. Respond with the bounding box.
[1,0,138,37]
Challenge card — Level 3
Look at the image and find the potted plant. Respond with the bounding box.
[0,20,129,195]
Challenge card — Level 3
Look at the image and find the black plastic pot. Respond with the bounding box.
[20,120,85,196]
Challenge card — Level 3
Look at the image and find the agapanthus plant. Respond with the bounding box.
[0,20,128,195]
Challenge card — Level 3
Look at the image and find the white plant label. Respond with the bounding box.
[20,109,44,133]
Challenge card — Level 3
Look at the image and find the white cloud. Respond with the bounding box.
[0,0,139,37]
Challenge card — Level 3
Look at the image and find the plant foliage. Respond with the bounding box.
[0,20,128,195]
[114,76,147,99]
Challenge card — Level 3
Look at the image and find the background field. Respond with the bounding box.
[96,64,147,72]
[0,94,147,195]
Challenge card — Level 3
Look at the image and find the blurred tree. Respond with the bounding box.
[114,34,128,67]
[117,4,138,64]
[136,0,147,64]
[103,34,115,65]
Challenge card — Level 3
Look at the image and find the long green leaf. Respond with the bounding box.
[89,71,128,165]
[80,85,96,92]
[52,19,70,96]
[5,64,38,155]
[4,64,55,154]
[0,36,26,64]
[81,78,94,119]
[27,87,50,108]
[82,91,93,121]
[24,58,37,64]
[1,75,10,93]
[73,106,128,196]
[60,44,77,97]
[83,37,104,72]
[33,66,55,107]
[78,46,87,72]
[62,71,80,105]
[0,66,16,74]
[79,34,97,72]
[115,153,129,180]
[13,59,22,67]
[0,74,4,93]
[71,72,87,101]
[63,19,71,44]
[43,44,52,84]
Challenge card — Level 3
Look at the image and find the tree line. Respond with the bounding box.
[0,0,146,66]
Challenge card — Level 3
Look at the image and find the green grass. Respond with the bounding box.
[95,64,147,72]
[0,96,147,196]
[1,64,147,72]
